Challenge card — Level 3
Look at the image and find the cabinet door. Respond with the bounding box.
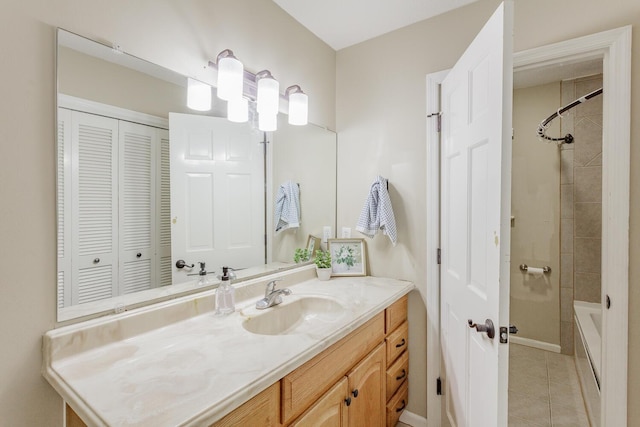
[211,382,281,427]
[348,343,386,427]
[290,377,349,427]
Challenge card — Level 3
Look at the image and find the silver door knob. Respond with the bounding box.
[468,318,495,339]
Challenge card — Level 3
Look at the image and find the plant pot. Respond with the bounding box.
[315,266,332,281]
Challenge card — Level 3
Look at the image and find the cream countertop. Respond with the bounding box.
[43,270,413,426]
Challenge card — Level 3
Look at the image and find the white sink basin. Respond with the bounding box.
[242,296,347,335]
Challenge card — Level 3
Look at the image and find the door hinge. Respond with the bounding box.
[428,112,442,132]
[499,324,518,344]
[437,248,441,265]
[436,377,442,396]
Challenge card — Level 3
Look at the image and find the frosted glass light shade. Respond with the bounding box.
[288,91,308,126]
[228,98,249,123]
[257,76,280,116]
[187,78,211,111]
[258,113,277,132]
[217,55,244,101]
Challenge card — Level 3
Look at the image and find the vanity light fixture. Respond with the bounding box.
[216,49,244,101]
[258,113,277,132]
[256,70,280,116]
[228,97,249,123]
[286,85,308,126]
[187,78,212,111]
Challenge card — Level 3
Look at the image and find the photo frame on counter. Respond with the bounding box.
[306,235,319,256]
[327,238,367,276]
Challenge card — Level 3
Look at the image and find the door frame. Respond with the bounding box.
[426,26,631,427]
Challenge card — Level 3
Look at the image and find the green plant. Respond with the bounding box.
[294,248,310,263]
[314,249,332,269]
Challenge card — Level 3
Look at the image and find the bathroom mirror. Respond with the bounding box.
[56,29,336,321]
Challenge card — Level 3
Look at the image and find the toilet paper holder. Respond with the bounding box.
[520,264,551,274]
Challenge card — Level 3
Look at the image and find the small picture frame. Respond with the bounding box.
[327,238,367,276]
[306,235,319,257]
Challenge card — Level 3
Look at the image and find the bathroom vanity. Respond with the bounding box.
[43,267,413,426]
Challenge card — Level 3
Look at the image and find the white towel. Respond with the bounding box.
[274,181,300,233]
[356,176,397,246]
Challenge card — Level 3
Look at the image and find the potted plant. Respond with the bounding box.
[294,248,310,264]
[314,249,332,281]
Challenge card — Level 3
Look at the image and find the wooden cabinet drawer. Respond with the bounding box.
[385,321,408,367]
[386,350,409,401]
[386,380,408,427]
[212,382,281,426]
[385,295,408,334]
[282,312,385,424]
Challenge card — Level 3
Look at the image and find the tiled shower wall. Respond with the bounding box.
[560,75,603,355]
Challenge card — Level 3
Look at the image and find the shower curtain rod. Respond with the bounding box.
[536,87,603,144]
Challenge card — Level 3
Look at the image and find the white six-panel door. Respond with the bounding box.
[169,114,265,284]
[440,2,513,426]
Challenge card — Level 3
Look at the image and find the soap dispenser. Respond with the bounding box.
[196,262,210,287]
[214,266,235,316]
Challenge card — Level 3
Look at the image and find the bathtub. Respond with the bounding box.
[574,301,601,426]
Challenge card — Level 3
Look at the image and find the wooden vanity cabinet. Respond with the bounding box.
[384,296,409,426]
[211,382,281,426]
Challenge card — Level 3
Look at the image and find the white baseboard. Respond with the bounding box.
[510,336,561,353]
[399,410,427,427]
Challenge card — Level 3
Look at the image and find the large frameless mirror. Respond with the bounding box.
[56,29,336,321]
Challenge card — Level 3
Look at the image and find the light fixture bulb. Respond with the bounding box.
[257,72,280,116]
[258,113,277,132]
[187,78,212,111]
[288,91,308,126]
[228,98,249,123]
[216,51,244,101]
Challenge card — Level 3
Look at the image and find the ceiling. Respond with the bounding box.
[272,0,478,50]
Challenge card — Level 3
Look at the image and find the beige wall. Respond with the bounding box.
[336,0,640,420]
[510,82,561,348]
[271,118,337,262]
[0,1,335,425]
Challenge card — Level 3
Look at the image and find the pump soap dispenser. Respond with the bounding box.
[214,266,235,316]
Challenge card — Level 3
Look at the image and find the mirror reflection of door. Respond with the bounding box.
[169,114,265,285]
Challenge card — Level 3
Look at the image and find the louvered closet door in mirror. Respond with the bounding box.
[118,121,155,295]
[70,111,119,305]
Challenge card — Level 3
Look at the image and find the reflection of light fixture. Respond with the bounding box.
[256,70,280,116]
[187,78,212,111]
[216,49,243,101]
[286,85,308,126]
[258,113,277,132]
[228,97,249,123]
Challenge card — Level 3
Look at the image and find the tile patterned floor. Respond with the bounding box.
[509,343,590,426]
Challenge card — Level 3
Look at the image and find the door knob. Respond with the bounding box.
[468,318,495,339]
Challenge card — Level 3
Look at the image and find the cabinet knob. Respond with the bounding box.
[344,397,352,407]
[351,389,359,398]
[396,369,407,381]
[136,252,142,258]
[395,399,406,413]
[395,338,406,348]
[93,258,100,264]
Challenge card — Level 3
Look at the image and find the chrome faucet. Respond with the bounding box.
[255,279,291,310]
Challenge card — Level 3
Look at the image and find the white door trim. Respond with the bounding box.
[425,26,631,427]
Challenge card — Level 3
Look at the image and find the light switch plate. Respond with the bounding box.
[322,226,332,243]
[341,227,351,238]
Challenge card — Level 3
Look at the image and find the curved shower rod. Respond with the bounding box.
[536,87,603,145]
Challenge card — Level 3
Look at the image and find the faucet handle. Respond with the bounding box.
[265,279,284,296]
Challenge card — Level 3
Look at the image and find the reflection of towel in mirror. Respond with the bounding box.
[274,180,300,233]
[356,176,397,246]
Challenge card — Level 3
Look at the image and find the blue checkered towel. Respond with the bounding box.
[356,176,397,246]
[274,180,300,233]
